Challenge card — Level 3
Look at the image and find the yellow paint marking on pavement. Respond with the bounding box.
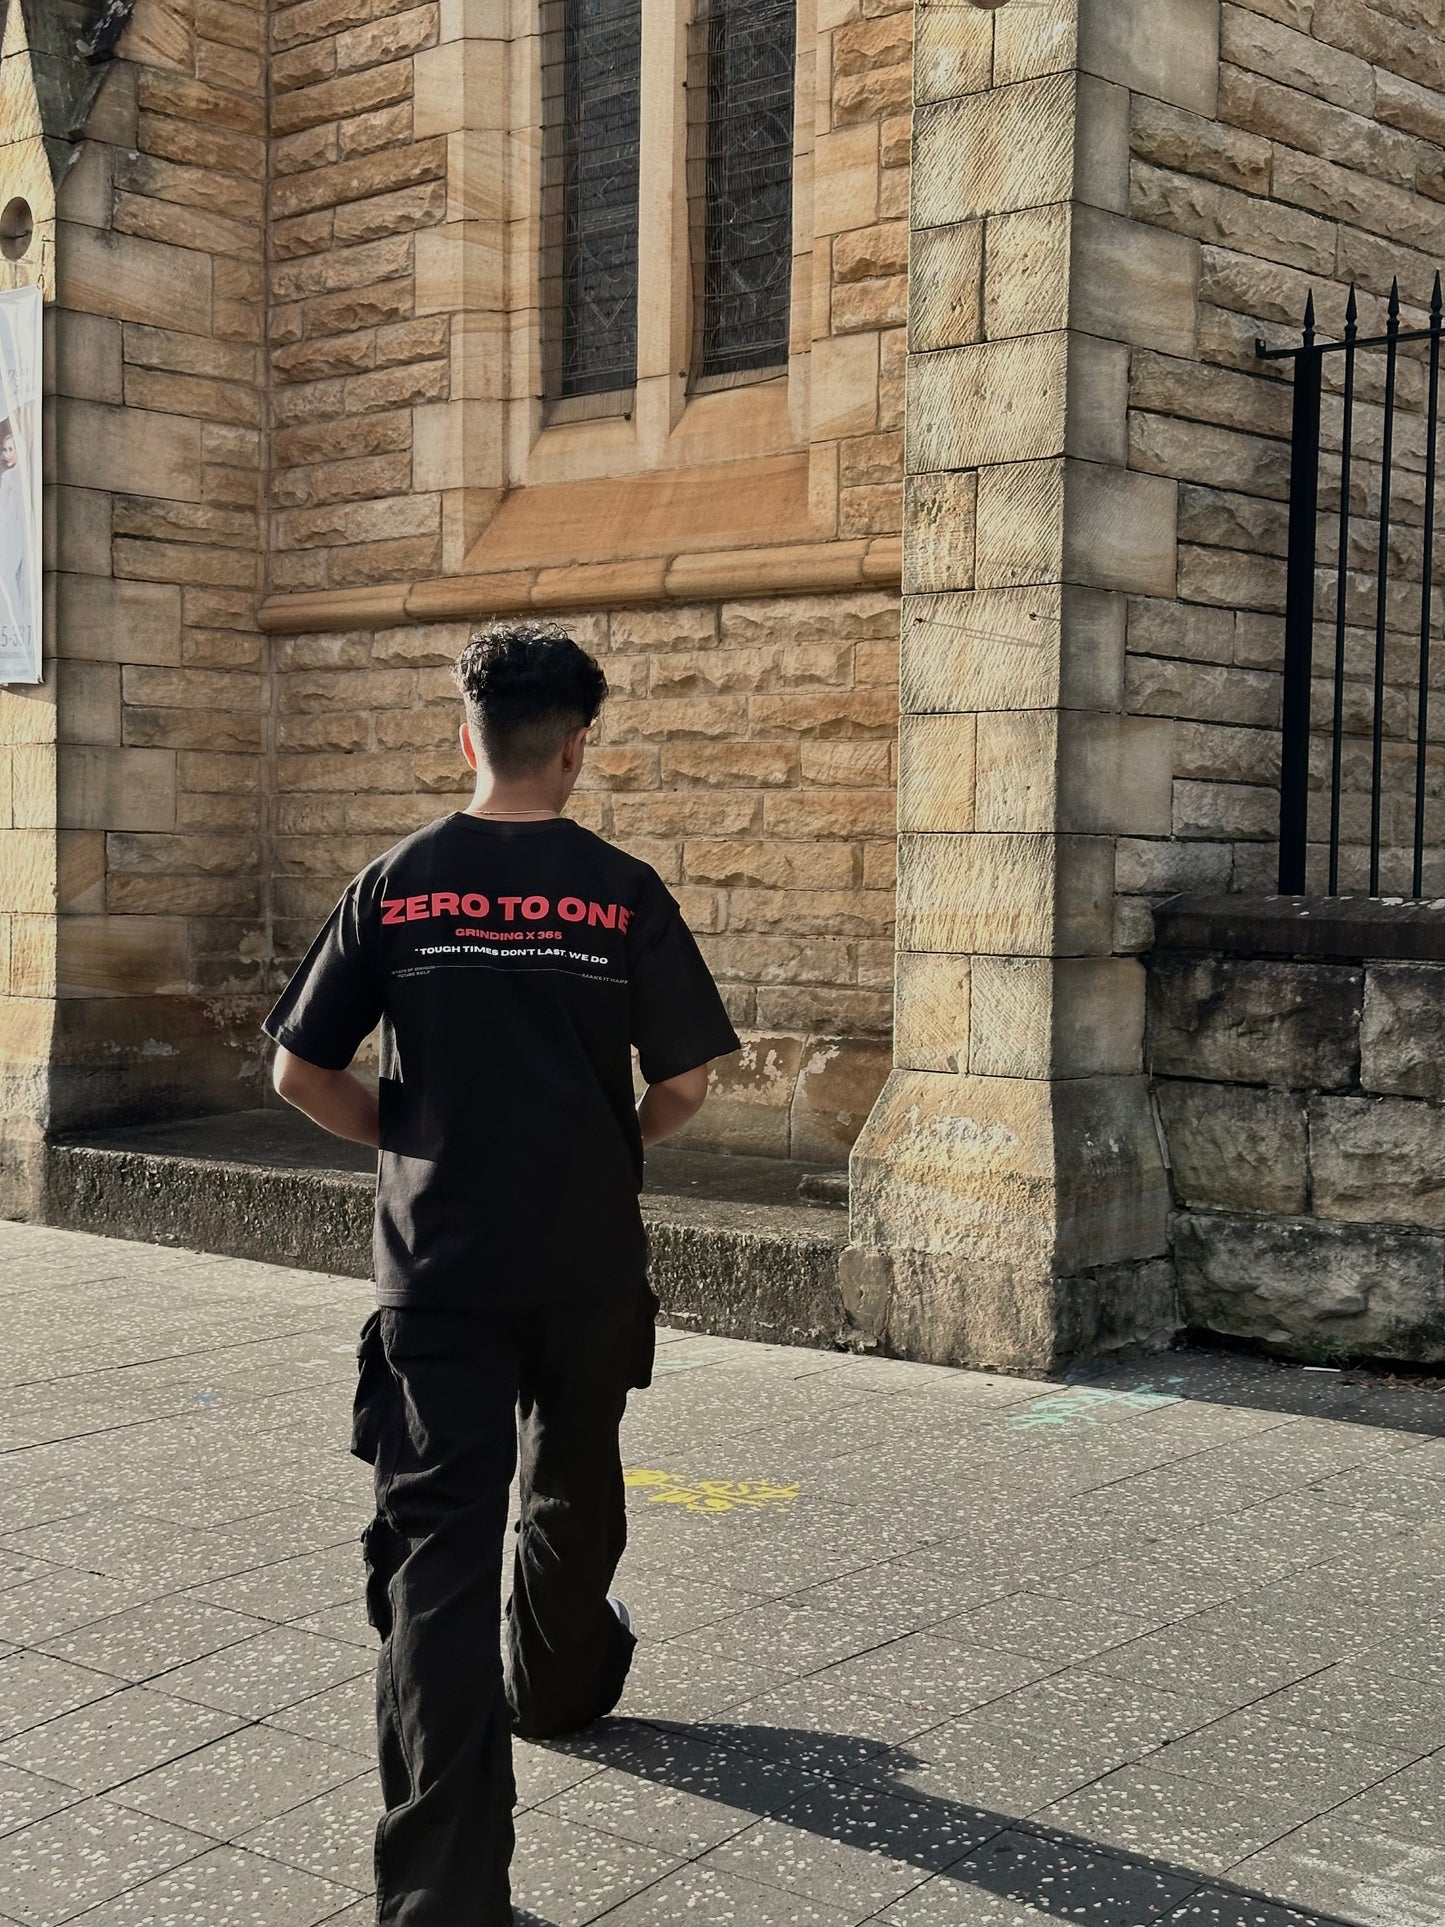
[624,1469,800,1515]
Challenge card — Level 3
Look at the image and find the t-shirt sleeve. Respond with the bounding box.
[627,873,740,1084]
[262,880,382,1072]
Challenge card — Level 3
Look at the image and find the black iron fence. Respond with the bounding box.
[1262,275,1444,897]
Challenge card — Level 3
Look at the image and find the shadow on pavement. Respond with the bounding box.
[536,1717,1361,1927]
[1065,1345,1445,1439]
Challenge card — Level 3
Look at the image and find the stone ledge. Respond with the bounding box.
[39,1114,857,1354]
[1153,893,1445,963]
[258,537,904,635]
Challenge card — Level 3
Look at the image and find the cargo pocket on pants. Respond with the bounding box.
[629,1280,661,1391]
[350,1310,391,1465]
[361,1514,403,1637]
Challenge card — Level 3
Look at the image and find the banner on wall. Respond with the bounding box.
[0,285,42,686]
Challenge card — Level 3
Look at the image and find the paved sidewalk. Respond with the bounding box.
[2,1224,1445,1926]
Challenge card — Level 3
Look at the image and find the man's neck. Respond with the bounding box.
[463,783,563,820]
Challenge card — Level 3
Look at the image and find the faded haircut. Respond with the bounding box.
[451,622,608,778]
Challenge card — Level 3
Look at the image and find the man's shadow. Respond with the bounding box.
[522,1716,1360,1927]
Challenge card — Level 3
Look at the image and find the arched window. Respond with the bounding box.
[542,0,643,401]
[689,0,797,381]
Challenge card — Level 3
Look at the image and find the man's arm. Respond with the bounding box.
[637,1064,709,1150]
[273,1046,380,1149]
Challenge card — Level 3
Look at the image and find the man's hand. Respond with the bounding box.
[273,1046,381,1149]
[637,1065,709,1149]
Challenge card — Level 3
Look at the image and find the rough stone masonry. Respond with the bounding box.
[4,0,1445,1368]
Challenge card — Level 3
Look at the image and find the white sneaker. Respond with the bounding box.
[608,1595,632,1634]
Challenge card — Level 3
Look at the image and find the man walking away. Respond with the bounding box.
[263,622,740,1926]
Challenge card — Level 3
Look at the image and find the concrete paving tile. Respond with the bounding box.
[1152,1706,1420,1807]
[718,1672,942,1771]
[510,1809,681,1925]
[239,1772,376,1893]
[788,1560,1024,1631]
[605,1566,758,1639]
[1329,1747,1445,1847]
[0,1796,214,1925]
[571,1860,869,1926]
[0,1654,122,1743]
[697,1815,935,1912]
[669,1602,889,1677]
[0,1557,60,1597]
[111,1724,368,1837]
[37,1599,272,1686]
[0,1764,83,1841]
[0,1685,244,1796]
[540,1762,756,1856]
[1158,1892,1337,1927]
[156,1627,368,1721]
[813,1636,1057,1723]
[851,1716,1134,1818]
[935,1591,1169,1664]
[934,1829,1197,1924]
[1091,1608,1346,1702]
[874,1872,1073,1924]
[0,1572,163,1649]
[1034,1762,1322,1876]
[264,1671,373,1753]
[615,1643,798,1722]
[184,1545,362,1622]
[1254,1662,1445,1755]
[287,1605,373,1651]
[60,1840,358,1926]
[513,1740,605,1811]
[977,1669,1231,1756]
[1230,1815,1445,1927]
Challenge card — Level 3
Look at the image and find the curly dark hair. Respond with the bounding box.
[451,622,608,777]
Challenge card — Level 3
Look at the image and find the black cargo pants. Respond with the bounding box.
[351,1279,659,1926]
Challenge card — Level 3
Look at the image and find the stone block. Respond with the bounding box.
[695,1033,802,1158]
[791,1036,891,1164]
[1311,1096,1445,1230]
[897,831,1115,957]
[814,123,880,236]
[846,1068,1169,1365]
[896,712,975,833]
[56,224,213,334]
[56,917,192,998]
[59,747,177,833]
[907,221,983,354]
[970,955,1146,1079]
[975,710,1173,836]
[1154,1079,1308,1214]
[982,203,1071,342]
[1362,964,1445,1100]
[0,829,56,915]
[1219,4,1374,116]
[913,73,1078,230]
[993,0,1077,88]
[1147,957,1362,1089]
[1174,1210,1445,1363]
[902,584,1125,715]
[57,579,184,669]
[907,333,1127,474]
[894,951,970,1072]
[1078,0,1220,115]
[1071,206,1200,357]
[52,314,123,406]
[811,332,879,441]
[902,472,977,596]
[911,0,992,107]
[55,400,202,505]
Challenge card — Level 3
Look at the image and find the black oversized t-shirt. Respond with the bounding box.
[262,813,740,1309]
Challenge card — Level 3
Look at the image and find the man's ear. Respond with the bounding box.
[561,723,590,775]
[459,719,478,771]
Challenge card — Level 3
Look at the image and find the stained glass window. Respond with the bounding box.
[542,0,642,400]
[689,0,797,380]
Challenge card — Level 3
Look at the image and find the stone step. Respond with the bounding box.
[43,1110,857,1353]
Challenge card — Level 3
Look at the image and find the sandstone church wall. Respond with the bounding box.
[1121,0,1445,934]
